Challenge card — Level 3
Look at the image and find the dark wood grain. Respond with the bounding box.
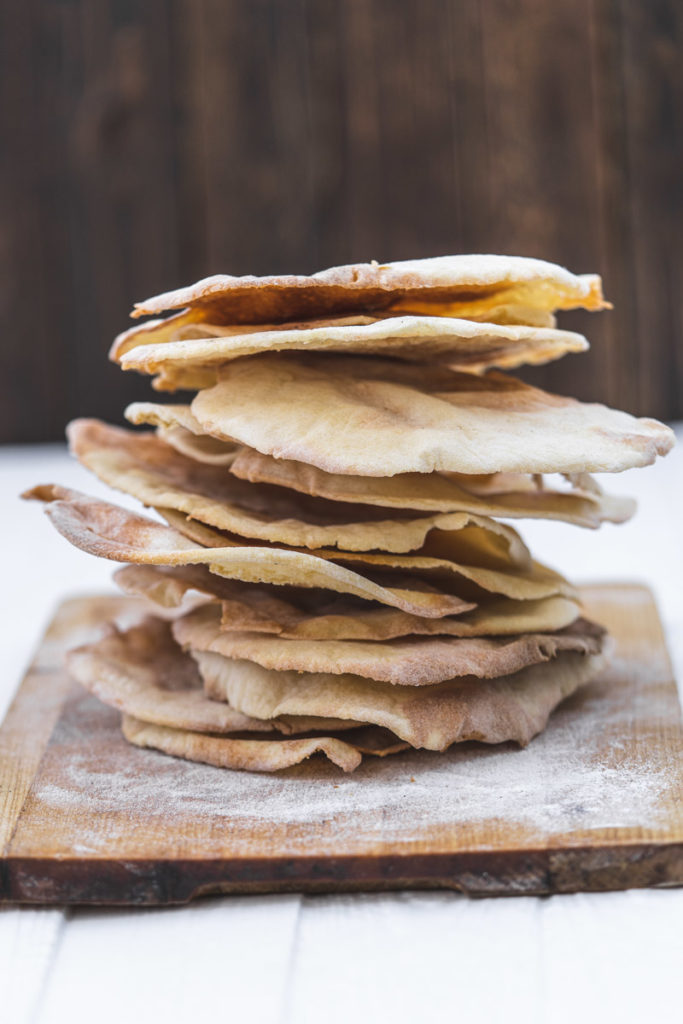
[1,0,681,441]
[1,585,682,905]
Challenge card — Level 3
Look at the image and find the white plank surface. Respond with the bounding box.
[1,437,682,1024]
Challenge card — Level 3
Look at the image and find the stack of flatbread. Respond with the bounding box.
[24,255,674,772]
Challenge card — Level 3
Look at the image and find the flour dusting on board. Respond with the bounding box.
[22,588,679,859]
[32,679,670,857]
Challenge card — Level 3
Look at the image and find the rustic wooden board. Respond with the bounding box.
[1,584,682,905]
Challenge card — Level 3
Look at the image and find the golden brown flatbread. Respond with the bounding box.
[113,564,580,640]
[174,602,604,685]
[151,365,220,392]
[156,506,574,603]
[68,418,535,556]
[188,355,673,476]
[125,254,606,327]
[22,486,482,617]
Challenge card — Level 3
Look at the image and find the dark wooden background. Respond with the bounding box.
[1,0,681,443]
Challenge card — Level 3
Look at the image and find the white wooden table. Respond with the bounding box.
[2,438,682,1024]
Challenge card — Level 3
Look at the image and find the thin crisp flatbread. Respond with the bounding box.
[68,418,534,557]
[25,485,574,614]
[67,617,268,734]
[151,365,220,392]
[174,602,604,685]
[122,716,379,773]
[115,313,588,374]
[126,404,635,531]
[156,506,574,603]
[124,403,238,453]
[22,486,488,617]
[229,447,636,529]
[125,402,240,458]
[113,563,269,609]
[124,254,606,327]
[67,616,361,734]
[158,425,239,466]
[122,714,409,773]
[127,402,636,529]
[188,354,674,477]
[25,485,570,611]
[216,593,581,641]
[197,643,610,750]
[114,564,580,640]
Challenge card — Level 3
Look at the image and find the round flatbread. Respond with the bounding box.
[124,254,606,330]
[122,715,408,773]
[174,601,605,685]
[68,418,533,557]
[67,616,361,734]
[197,642,610,751]
[229,446,636,529]
[188,355,673,477]
[156,506,574,604]
[21,486,493,617]
[113,564,580,640]
[116,313,588,375]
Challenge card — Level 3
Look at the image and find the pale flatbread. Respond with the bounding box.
[158,425,239,466]
[126,401,235,440]
[125,403,206,435]
[230,447,636,529]
[22,486,485,617]
[113,563,266,608]
[127,404,635,529]
[25,485,573,614]
[189,355,674,476]
[156,507,575,603]
[124,402,240,458]
[127,404,634,530]
[197,644,610,750]
[67,616,361,734]
[174,602,604,685]
[152,365,220,392]
[122,715,409,773]
[69,418,533,557]
[114,564,580,640]
[126,255,606,326]
[115,313,588,374]
[113,306,567,369]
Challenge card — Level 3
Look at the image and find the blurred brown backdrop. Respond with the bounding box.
[1,0,681,442]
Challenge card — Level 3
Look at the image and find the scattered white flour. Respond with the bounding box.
[29,681,672,857]
[23,591,678,857]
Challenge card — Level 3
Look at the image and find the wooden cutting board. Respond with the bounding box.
[1,584,682,905]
